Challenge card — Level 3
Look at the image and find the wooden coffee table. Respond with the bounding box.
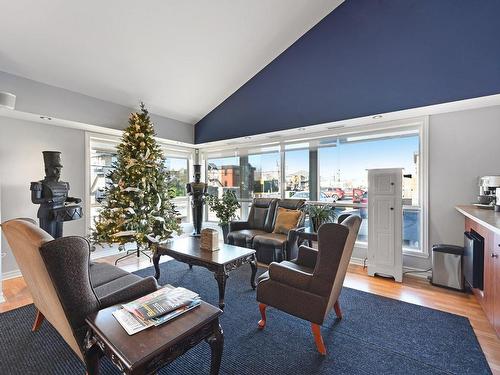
[152,237,257,310]
[84,301,223,375]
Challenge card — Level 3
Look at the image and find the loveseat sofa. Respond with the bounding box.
[227,198,305,263]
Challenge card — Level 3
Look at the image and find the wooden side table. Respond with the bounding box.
[84,301,223,375]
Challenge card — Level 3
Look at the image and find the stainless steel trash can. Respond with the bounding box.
[431,244,465,291]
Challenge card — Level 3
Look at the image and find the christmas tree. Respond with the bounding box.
[92,103,181,248]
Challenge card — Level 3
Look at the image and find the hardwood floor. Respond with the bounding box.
[1,254,499,374]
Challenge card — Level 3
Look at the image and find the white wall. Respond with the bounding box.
[428,105,500,252]
[0,71,194,143]
[0,117,86,278]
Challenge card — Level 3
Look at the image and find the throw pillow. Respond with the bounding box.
[273,207,301,235]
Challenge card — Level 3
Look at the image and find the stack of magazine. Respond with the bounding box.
[112,285,201,335]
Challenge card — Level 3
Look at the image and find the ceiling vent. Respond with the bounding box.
[0,92,16,110]
[327,124,345,130]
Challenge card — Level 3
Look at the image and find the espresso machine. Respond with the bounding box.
[476,175,500,211]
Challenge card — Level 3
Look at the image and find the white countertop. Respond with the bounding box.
[456,205,500,235]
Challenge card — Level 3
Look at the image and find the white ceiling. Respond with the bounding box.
[0,0,343,124]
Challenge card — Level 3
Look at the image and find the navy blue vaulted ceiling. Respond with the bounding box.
[194,0,500,144]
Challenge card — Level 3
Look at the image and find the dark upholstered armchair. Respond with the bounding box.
[227,198,277,248]
[1,219,159,370]
[256,215,361,355]
[252,199,306,263]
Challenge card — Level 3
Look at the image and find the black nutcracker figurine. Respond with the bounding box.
[186,164,207,236]
[30,151,82,238]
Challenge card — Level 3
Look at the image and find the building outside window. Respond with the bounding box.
[206,156,241,221]
[246,152,281,198]
[284,143,310,199]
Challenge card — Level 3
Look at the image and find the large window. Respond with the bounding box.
[284,143,310,199]
[318,132,421,250]
[165,157,189,220]
[246,150,281,199]
[204,122,426,254]
[89,138,118,231]
[206,156,241,221]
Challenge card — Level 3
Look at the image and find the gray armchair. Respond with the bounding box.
[1,218,159,370]
[256,215,361,355]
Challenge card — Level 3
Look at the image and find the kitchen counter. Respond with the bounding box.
[456,205,500,235]
[456,204,500,338]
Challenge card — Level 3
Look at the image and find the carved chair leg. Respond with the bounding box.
[258,303,267,329]
[311,323,326,355]
[32,309,45,332]
[333,299,343,319]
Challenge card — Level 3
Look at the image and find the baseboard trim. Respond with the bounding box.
[350,256,366,267]
[402,265,432,280]
[2,269,22,281]
[90,246,121,260]
[1,252,121,280]
[1,255,432,281]
[350,256,431,280]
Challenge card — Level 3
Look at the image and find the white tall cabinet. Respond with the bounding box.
[367,168,403,282]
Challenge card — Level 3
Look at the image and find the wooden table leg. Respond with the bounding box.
[250,255,257,290]
[84,345,101,375]
[214,270,228,310]
[153,252,161,280]
[206,321,224,375]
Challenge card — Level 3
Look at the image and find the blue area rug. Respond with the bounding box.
[0,260,491,374]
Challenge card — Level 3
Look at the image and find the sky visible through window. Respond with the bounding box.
[291,136,418,171]
[317,135,419,189]
[165,157,188,171]
[207,135,419,189]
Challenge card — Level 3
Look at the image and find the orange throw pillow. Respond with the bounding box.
[273,207,301,235]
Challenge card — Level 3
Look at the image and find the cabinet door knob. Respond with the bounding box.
[492,253,499,259]
[390,207,394,210]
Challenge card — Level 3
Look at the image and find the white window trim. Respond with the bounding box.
[85,132,120,237]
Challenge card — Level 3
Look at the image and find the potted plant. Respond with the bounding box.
[205,190,241,243]
[304,204,337,232]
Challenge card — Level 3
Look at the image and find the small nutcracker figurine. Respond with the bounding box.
[186,164,207,236]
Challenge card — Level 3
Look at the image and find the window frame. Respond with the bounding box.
[85,132,195,237]
[201,117,429,257]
